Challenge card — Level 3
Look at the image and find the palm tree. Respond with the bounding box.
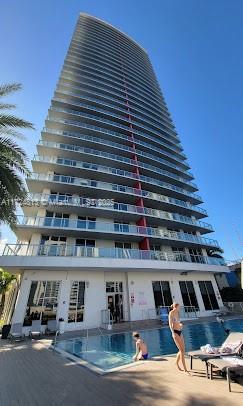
[0,269,16,318]
[0,83,34,226]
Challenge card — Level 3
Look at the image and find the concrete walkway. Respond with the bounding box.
[0,339,242,406]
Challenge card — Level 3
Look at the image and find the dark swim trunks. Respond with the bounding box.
[142,353,148,360]
[173,330,182,336]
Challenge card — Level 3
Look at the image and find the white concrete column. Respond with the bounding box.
[193,280,206,314]
[212,278,224,308]
[56,280,70,322]
[11,274,31,324]
[170,279,184,305]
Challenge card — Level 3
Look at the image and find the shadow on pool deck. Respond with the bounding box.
[0,338,243,406]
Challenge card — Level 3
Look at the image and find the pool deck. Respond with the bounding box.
[0,337,242,406]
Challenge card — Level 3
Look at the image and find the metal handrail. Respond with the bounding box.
[29,172,206,214]
[52,329,60,352]
[3,244,225,265]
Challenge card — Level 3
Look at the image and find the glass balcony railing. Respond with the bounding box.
[53,94,178,144]
[25,193,213,231]
[60,72,174,130]
[16,216,219,247]
[56,84,177,138]
[3,243,225,266]
[50,106,184,156]
[45,116,189,167]
[61,66,178,137]
[43,126,192,177]
[29,172,207,215]
[32,155,202,201]
[64,57,177,141]
[38,140,195,187]
[67,51,164,111]
[66,53,165,111]
[68,42,162,97]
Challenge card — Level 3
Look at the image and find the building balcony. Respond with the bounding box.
[66,54,165,114]
[42,128,193,180]
[23,193,213,233]
[42,127,192,178]
[55,84,176,138]
[44,117,190,168]
[66,53,165,115]
[1,243,228,274]
[14,216,220,250]
[48,106,185,158]
[27,172,207,218]
[53,94,179,145]
[36,141,196,190]
[31,156,202,203]
[59,74,175,131]
[3,243,225,265]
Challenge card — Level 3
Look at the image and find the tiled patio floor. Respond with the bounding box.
[0,338,242,406]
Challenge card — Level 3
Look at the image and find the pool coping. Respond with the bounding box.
[50,344,154,375]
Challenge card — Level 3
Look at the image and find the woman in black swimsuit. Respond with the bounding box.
[169,303,189,374]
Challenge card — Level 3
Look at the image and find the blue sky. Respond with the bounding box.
[0,0,242,260]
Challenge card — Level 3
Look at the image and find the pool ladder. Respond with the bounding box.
[52,329,60,352]
[85,326,104,352]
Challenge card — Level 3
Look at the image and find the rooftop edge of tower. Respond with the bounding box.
[79,12,148,55]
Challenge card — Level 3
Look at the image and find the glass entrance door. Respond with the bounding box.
[106,282,124,323]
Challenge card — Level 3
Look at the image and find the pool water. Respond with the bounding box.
[56,319,243,371]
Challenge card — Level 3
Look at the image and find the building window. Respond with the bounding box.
[76,239,95,247]
[44,212,69,227]
[115,242,132,249]
[78,216,96,229]
[24,281,60,326]
[172,247,188,262]
[179,281,199,310]
[150,245,161,251]
[114,221,129,233]
[68,281,86,323]
[198,281,219,310]
[189,248,205,263]
[152,281,172,308]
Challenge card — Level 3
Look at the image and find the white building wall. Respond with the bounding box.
[12,268,224,334]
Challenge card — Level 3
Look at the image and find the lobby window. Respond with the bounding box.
[152,281,172,308]
[68,281,85,323]
[24,281,60,326]
[179,281,199,310]
[198,281,219,310]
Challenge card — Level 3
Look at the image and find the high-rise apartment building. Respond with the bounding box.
[2,14,228,332]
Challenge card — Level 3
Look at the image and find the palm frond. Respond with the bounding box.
[0,128,24,139]
[0,83,22,97]
[0,114,34,130]
[0,103,16,110]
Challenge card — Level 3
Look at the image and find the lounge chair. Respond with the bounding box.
[207,356,243,392]
[8,323,25,342]
[29,320,42,339]
[45,319,58,335]
[188,332,243,373]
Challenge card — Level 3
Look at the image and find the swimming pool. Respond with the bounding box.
[55,318,243,372]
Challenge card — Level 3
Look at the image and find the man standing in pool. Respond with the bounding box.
[169,303,190,374]
[132,332,148,361]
